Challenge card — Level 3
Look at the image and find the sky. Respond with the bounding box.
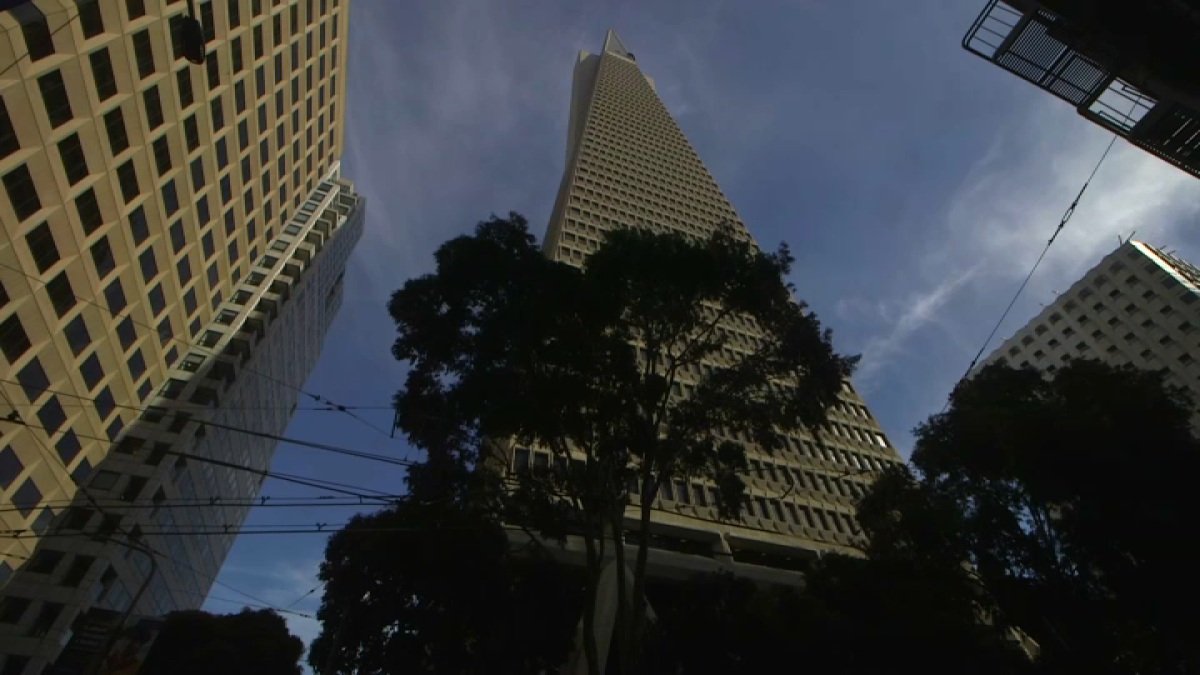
[202,0,1200,656]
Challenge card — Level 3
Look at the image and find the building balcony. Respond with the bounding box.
[964,0,1200,179]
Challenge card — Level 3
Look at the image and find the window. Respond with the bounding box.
[253,24,264,59]
[152,136,171,176]
[207,51,221,89]
[0,314,32,363]
[169,14,186,59]
[104,107,129,156]
[228,240,239,262]
[91,236,115,279]
[170,220,186,252]
[231,36,244,73]
[206,262,219,286]
[133,29,155,78]
[56,430,81,464]
[158,318,173,346]
[234,80,246,113]
[139,248,159,282]
[227,0,240,27]
[220,174,232,204]
[129,206,149,244]
[37,396,66,434]
[177,256,192,284]
[17,358,49,402]
[238,119,249,150]
[39,69,73,127]
[116,160,140,202]
[126,0,146,19]
[12,478,42,517]
[148,285,166,316]
[0,98,17,160]
[224,208,236,234]
[200,0,215,41]
[196,195,211,224]
[190,157,206,191]
[94,386,116,420]
[80,353,104,390]
[58,133,89,185]
[64,315,91,355]
[105,278,127,313]
[46,272,76,317]
[3,165,41,222]
[176,67,194,109]
[143,85,164,129]
[25,223,59,272]
[80,0,105,38]
[162,179,179,216]
[202,231,215,258]
[216,137,228,168]
[184,114,200,151]
[211,96,225,131]
[183,288,197,315]
[0,597,31,624]
[0,446,22,487]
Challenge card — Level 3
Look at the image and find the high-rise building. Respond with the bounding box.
[515,28,901,589]
[524,31,904,672]
[962,0,1200,179]
[0,0,357,672]
[981,240,1200,400]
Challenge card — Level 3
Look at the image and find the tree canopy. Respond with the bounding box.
[139,608,304,675]
[858,359,1200,674]
[379,212,857,673]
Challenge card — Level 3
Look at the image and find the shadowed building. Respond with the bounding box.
[963,0,1200,179]
[510,30,905,672]
[0,1,359,672]
[982,239,1200,403]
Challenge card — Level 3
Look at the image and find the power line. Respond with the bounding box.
[0,417,405,499]
[943,121,1129,413]
[0,8,81,79]
[0,259,393,439]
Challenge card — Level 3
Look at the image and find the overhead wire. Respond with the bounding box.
[940,99,1138,414]
[0,257,395,439]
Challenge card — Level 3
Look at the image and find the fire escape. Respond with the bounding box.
[963,0,1200,179]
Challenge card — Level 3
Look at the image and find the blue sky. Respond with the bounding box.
[203,0,1200,652]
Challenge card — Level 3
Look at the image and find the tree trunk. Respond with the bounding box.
[625,473,658,675]
[581,521,603,675]
[610,505,629,674]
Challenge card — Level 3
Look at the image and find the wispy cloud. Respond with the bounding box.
[855,263,982,387]
[843,96,1200,419]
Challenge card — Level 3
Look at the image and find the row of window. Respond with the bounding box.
[510,448,864,538]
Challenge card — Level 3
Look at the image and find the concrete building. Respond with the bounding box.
[522,30,905,672]
[514,24,901,602]
[0,0,357,672]
[981,240,1200,396]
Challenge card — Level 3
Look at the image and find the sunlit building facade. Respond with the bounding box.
[0,0,356,671]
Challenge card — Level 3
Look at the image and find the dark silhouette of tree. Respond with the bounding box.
[139,608,304,675]
[644,559,1034,675]
[308,458,583,674]
[859,360,1200,674]
[384,212,857,673]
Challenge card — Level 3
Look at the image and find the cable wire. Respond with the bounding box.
[941,123,1128,413]
[0,258,393,439]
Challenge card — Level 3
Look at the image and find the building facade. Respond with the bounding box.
[981,240,1200,396]
[514,31,903,587]
[0,0,356,672]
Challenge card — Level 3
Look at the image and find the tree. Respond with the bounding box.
[644,560,1035,675]
[139,608,304,675]
[858,360,1200,674]
[386,212,857,673]
[307,463,584,674]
